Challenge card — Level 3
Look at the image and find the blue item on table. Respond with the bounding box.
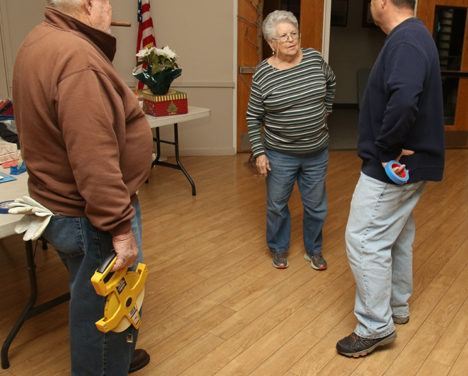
[0,171,17,183]
[10,161,26,175]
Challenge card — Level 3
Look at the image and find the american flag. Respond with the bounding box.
[137,0,156,89]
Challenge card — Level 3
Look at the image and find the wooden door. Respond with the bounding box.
[237,0,325,152]
[237,0,260,152]
[418,0,468,148]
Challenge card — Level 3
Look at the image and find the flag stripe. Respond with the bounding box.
[137,0,156,89]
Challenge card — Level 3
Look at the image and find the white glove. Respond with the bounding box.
[8,196,53,241]
[8,195,52,215]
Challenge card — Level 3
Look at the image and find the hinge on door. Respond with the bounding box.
[239,66,256,74]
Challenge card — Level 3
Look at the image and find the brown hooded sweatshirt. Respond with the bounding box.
[13,7,153,236]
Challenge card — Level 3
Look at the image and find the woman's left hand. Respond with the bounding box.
[256,154,271,176]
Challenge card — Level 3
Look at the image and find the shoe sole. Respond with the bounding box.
[338,331,397,358]
[304,253,327,271]
[393,316,409,325]
[272,261,289,269]
[129,354,150,373]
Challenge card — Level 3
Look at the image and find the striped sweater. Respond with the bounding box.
[246,48,336,157]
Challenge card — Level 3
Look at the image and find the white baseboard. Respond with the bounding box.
[163,146,236,157]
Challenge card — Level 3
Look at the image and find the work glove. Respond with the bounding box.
[8,195,53,241]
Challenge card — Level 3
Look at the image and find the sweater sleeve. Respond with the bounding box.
[246,77,265,158]
[56,68,133,236]
[376,43,426,162]
[321,58,336,113]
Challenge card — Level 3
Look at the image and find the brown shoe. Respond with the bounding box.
[129,349,150,373]
[336,331,396,357]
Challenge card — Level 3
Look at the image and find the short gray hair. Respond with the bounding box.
[391,0,416,9]
[46,0,83,12]
[262,10,299,41]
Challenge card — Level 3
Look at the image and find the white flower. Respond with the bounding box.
[161,46,177,60]
[154,47,165,57]
[136,47,152,58]
[137,46,177,61]
[135,45,179,74]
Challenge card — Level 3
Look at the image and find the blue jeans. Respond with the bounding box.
[42,200,143,376]
[265,148,328,256]
[346,173,425,339]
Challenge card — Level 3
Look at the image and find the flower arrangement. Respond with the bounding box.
[136,46,179,74]
[133,46,182,95]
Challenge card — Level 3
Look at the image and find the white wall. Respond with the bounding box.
[151,0,236,155]
[328,0,386,104]
[0,0,45,98]
[0,32,8,97]
[0,0,237,156]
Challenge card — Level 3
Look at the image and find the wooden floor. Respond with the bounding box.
[1,150,468,375]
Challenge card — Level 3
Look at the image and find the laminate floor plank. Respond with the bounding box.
[1,150,467,375]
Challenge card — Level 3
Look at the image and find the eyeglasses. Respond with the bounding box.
[273,32,300,42]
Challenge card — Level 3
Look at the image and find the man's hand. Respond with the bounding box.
[382,149,415,174]
[256,154,271,177]
[112,230,138,271]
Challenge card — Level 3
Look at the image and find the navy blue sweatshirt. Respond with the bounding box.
[358,18,445,184]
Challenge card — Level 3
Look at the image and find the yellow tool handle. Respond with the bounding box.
[91,253,127,296]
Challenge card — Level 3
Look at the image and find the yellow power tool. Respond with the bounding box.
[91,253,148,333]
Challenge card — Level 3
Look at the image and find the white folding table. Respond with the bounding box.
[0,172,69,369]
[145,106,210,196]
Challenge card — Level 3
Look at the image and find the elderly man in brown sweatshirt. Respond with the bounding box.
[13,0,152,374]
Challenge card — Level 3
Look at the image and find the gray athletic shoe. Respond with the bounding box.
[272,253,288,269]
[304,252,327,270]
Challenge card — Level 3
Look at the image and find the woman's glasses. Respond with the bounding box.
[273,32,300,43]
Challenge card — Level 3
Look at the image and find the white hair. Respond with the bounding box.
[262,10,299,41]
[46,0,83,12]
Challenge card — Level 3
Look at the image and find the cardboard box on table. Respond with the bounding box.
[140,89,188,117]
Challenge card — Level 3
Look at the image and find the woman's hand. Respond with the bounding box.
[256,154,271,176]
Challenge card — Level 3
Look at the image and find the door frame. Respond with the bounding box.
[322,0,332,61]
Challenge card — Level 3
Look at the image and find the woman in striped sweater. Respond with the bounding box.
[247,10,336,270]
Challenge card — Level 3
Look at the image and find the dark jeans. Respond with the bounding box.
[42,201,143,376]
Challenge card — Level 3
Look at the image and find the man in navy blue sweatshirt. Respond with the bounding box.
[336,0,445,357]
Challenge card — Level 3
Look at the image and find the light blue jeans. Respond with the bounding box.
[346,172,425,339]
[42,200,143,376]
[265,148,328,256]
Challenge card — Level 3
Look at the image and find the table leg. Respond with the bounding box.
[153,128,162,165]
[151,123,197,196]
[172,124,196,196]
[1,240,69,369]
